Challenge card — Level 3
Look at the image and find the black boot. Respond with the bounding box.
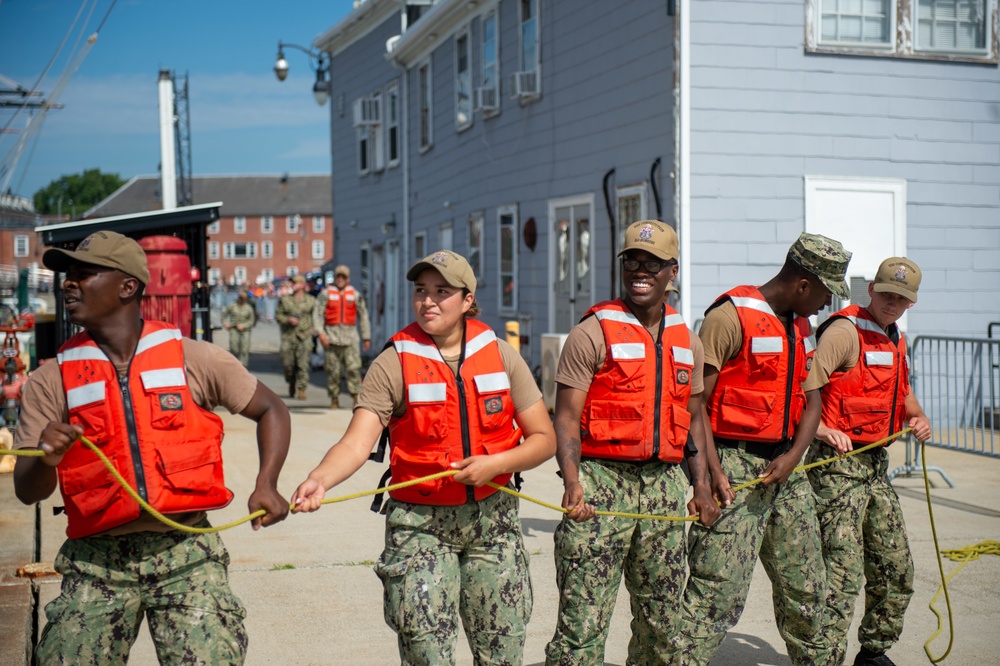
[854,648,896,666]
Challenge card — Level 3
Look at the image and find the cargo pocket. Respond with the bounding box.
[719,386,775,434]
[374,555,412,634]
[586,400,644,443]
[840,396,890,439]
[668,402,692,445]
[157,441,223,494]
[59,457,120,517]
[389,445,449,495]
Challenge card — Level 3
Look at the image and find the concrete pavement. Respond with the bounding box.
[4,320,1000,664]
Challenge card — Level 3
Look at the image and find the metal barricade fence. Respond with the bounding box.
[889,335,1000,485]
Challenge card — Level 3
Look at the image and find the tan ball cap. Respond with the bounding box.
[334,264,350,278]
[618,220,678,261]
[873,257,921,303]
[406,250,477,296]
[43,230,150,285]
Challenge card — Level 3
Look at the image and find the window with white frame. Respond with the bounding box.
[287,266,299,277]
[439,221,453,250]
[208,241,220,260]
[419,60,433,150]
[387,81,401,167]
[514,0,540,97]
[477,9,500,114]
[287,241,299,259]
[354,91,382,175]
[468,212,484,279]
[810,0,996,60]
[286,215,300,233]
[312,240,326,260]
[357,126,371,174]
[223,242,256,259]
[455,29,473,130]
[234,216,246,234]
[413,231,426,260]
[234,267,247,284]
[498,205,518,312]
[313,215,325,233]
[259,268,274,283]
[13,235,29,258]
[262,241,273,259]
[207,221,220,234]
[372,90,385,171]
[262,216,273,233]
[208,268,222,285]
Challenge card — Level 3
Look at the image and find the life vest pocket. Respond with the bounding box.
[747,336,783,382]
[474,373,514,432]
[59,456,121,518]
[405,383,449,441]
[862,351,897,393]
[66,386,113,447]
[148,389,188,430]
[717,386,775,434]
[839,396,890,440]
[389,444,449,495]
[157,440,223,494]
[586,400,644,443]
[667,402,692,446]
[604,355,646,392]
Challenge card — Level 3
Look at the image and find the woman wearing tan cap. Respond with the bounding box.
[293,250,555,665]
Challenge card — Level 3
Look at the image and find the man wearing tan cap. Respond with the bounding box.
[312,264,371,409]
[803,257,930,666]
[276,275,316,400]
[668,232,852,665]
[13,230,291,663]
[545,220,720,664]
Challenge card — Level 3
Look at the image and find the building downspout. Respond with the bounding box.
[391,57,410,318]
[678,0,692,325]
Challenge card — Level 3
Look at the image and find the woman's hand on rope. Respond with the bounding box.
[291,478,327,513]
[248,485,289,530]
[689,484,721,527]
[450,455,501,487]
[37,423,84,467]
[560,480,596,522]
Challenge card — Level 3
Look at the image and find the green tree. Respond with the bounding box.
[33,169,125,217]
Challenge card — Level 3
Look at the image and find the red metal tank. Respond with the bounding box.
[138,236,192,337]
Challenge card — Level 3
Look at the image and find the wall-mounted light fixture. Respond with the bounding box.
[273,40,330,106]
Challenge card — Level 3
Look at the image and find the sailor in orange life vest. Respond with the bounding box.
[544,220,721,666]
[804,257,931,666]
[13,230,291,664]
[292,250,556,665]
[666,232,852,666]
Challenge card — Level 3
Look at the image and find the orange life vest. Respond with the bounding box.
[819,305,909,444]
[580,300,692,463]
[56,321,231,539]
[324,285,357,326]
[388,319,521,505]
[706,286,815,444]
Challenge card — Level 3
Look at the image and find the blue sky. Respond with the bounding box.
[0,0,358,200]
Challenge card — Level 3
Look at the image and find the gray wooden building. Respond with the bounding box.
[315,0,999,376]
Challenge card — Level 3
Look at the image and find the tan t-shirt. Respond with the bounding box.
[699,300,802,373]
[802,318,860,392]
[15,338,259,535]
[356,335,542,427]
[556,314,705,395]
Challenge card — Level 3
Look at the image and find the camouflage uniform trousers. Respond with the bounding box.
[806,442,914,664]
[279,334,312,393]
[545,459,688,666]
[373,488,532,666]
[35,522,247,665]
[666,445,828,666]
[228,329,252,367]
[324,342,362,399]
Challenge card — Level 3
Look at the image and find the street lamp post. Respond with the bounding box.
[274,41,330,107]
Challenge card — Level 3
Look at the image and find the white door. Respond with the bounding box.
[549,196,594,333]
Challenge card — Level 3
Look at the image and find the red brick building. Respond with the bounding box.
[84,174,332,286]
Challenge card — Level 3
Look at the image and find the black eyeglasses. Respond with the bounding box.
[621,257,672,273]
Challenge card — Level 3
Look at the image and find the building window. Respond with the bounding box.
[498,205,518,312]
[287,241,299,259]
[354,92,382,175]
[208,268,222,285]
[262,241,273,259]
[477,9,500,115]
[439,221,453,251]
[207,221,220,234]
[208,241,220,260]
[287,266,299,277]
[372,90,385,171]
[455,29,473,130]
[286,215,300,233]
[413,231,426,260]
[312,240,325,260]
[513,0,540,98]
[234,266,247,284]
[419,60,433,151]
[223,242,255,259]
[358,126,371,174]
[13,235,29,258]
[313,215,325,233]
[262,216,274,233]
[234,216,247,234]
[260,268,274,283]
[387,81,400,167]
[468,211,484,279]
[809,0,996,61]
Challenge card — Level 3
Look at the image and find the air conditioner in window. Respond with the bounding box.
[540,333,568,412]
[509,69,539,98]
[474,86,498,112]
[352,96,382,126]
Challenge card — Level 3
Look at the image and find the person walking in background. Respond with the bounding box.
[222,289,255,367]
[292,250,555,665]
[545,220,720,666]
[312,264,371,409]
[804,257,931,666]
[276,275,316,400]
[667,232,852,666]
[13,230,290,664]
